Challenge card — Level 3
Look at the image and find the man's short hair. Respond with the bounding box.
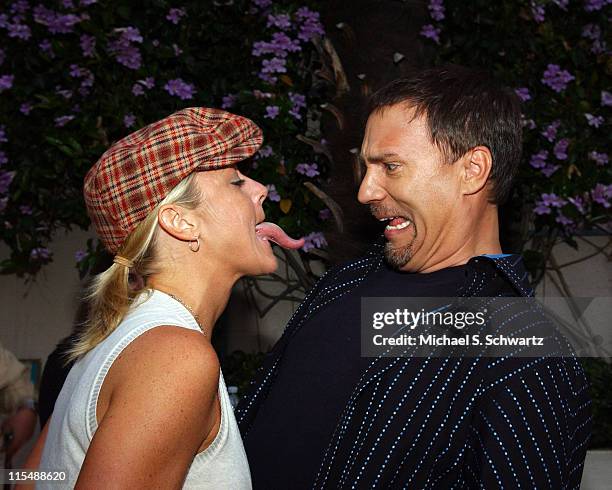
[367,65,523,204]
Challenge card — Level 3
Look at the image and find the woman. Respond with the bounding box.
[33,108,303,488]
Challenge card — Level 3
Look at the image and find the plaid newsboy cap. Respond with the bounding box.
[84,107,263,254]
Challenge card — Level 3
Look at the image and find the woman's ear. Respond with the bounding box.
[157,204,197,241]
[461,146,493,196]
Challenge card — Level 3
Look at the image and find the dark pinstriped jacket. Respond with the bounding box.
[236,242,592,489]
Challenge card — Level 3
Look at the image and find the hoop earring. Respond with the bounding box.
[189,237,200,252]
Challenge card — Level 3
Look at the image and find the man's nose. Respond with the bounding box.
[358,171,386,204]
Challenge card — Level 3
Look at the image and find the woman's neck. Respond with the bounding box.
[147,268,237,339]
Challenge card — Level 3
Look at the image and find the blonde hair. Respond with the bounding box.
[66,173,202,362]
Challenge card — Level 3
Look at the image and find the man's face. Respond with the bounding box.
[358,104,465,272]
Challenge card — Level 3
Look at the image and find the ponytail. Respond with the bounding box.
[66,173,202,362]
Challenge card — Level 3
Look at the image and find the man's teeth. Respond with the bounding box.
[386,219,411,230]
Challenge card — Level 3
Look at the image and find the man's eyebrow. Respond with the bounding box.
[360,152,403,163]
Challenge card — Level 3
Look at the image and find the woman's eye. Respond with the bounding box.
[385,163,400,172]
[231,178,246,186]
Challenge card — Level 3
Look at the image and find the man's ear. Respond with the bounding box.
[157,204,197,241]
[461,146,493,196]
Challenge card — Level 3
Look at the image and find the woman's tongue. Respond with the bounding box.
[255,222,305,250]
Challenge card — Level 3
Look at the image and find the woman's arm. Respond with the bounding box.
[75,326,220,489]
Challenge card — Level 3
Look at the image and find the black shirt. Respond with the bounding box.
[244,261,472,489]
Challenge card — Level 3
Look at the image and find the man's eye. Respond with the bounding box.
[231,179,245,186]
[385,163,400,172]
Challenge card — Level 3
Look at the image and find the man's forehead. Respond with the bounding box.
[361,106,427,161]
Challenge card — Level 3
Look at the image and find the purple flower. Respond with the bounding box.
[221,93,237,109]
[288,92,306,120]
[54,115,75,127]
[591,183,612,208]
[10,1,30,14]
[261,57,287,74]
[7,22,31,40]
[584,0,608,11]
[515,87,531,102]
[264,105,280,119]
[428,0,445,21]
[0,125,6,143]
[296,162,320,177]
[267,184,281,202]
[118,27,143,43]
[543,193,567,207]
[69,64,83,77]
[568,195,588,215]
[75,250,87,262]
[555,211,574,227]
[19,204,32,215]
[110,44,141,70]
[584,113,604,128]
[30,247,52,260]
[166,7,186,25]
[253,33,301,58]
[297,9,325,42]
[541,120,561,142]
[531,1,546,22]
[553,138,569,160]
[132,83,144,96]
[253,0,272,8]
[319,208,332,220]
[141,77,155,89]
[81,0,98,5]
[529,150,548,169]
[123,113,136,128]
[420,24,441,44]
[582,24,601,40]
[108,27,143,70]
[33,6,83,34]
[164,78,196,100]
[0,75,14,92]
[588,151,608,166]
[80,34,96,57]
[301,231,327,252]
[602,91,612,107]
[39,39,55,58]
[20,102,33,115]
[258,145,273,158]
[267,14,291,30]
[541,164,561,177]
[0,170,15,194]
[541,64,574,93]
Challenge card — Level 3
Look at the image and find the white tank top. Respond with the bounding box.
[38,289,252,489]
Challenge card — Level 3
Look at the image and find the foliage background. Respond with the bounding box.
[0,0,330,278]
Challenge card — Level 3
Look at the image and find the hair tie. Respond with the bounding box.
[113,255,134,268]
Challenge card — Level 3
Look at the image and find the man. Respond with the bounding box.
[236,66,592,489]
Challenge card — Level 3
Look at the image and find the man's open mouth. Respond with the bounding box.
[378,216,412,232]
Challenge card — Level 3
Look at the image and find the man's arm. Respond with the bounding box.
[463,359,592,489]
[13,420,49,490]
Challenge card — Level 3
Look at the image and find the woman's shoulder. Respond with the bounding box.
[104,326,220,407]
